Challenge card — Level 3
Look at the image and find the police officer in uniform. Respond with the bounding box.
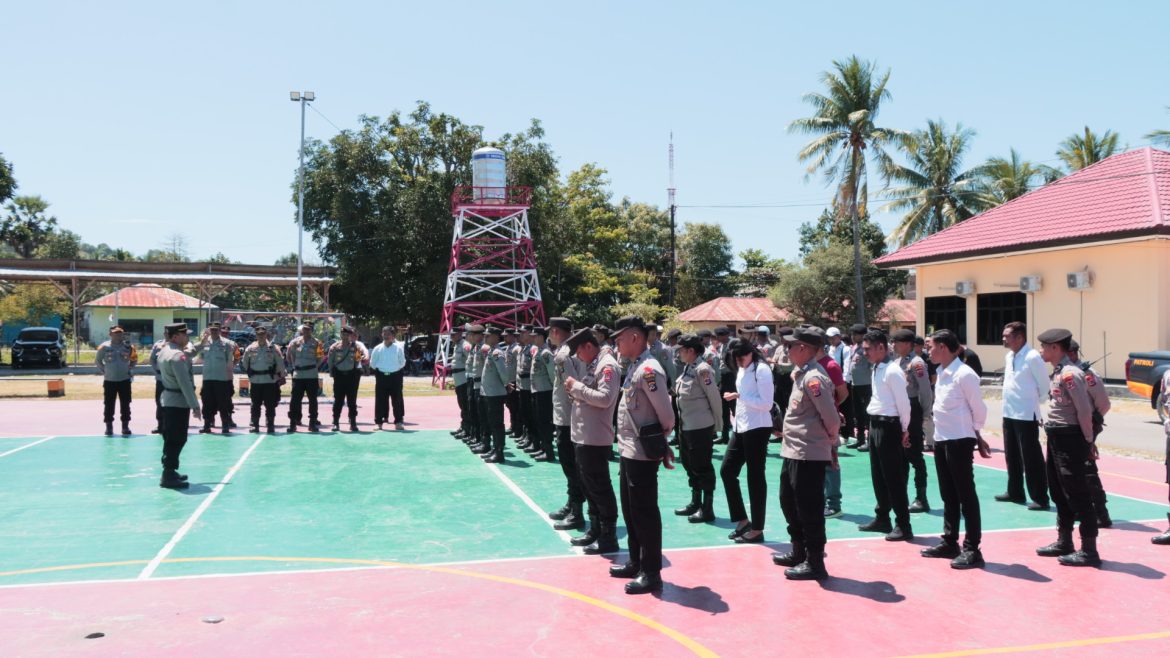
[1155,370,1170,545]
[1035,328,1101,567]
[327,326,364,431]
[96,326,137,436]
[547,318,587,530]
[502,329,521,437]
[478,326,509,463]
[515,326,534,449]
[608,316,676,594]
[711,327,735,444]
[647,324,676,387]
[564,327,621,554]
[1068,340,1113,527]
[149,336,168,434]
[465,325,487,450]
[448,326,469,439]
[469,329,493,453]
[770,327,796,444]
[893,328,933,513]
[846,324,873,451]
[194,322,238,434]
[242,325,285,433]
[528,327,556,461]
[772,326,840,580]
[157,323,202,489]
[672,333,721,523]
[285,323,324,433]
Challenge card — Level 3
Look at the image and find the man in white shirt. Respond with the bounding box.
[858,329,914,541]
[997,321,1050,510]
[922,329,991,569]
[370,325,407,431]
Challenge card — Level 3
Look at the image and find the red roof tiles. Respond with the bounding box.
[84,284,217,309]
[678,297,915,323]
[876,147,1170,267]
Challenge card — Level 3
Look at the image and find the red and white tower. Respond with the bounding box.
[434,147,546,387]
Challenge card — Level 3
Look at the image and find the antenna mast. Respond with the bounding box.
[668,132,677,306]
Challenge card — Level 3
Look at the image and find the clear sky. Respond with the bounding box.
[3,1,1168,268]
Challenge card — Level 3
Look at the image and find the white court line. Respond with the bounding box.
[0,436,56,458]
[136,433,267,579]
[967,460,1170,508]
[483,461,583,552]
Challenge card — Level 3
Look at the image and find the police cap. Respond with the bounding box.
[665,328,682,340]
[849,323,867,335]
[466,324,485,334]
[548,317,572,332]
[713,326,731,337]
[677,333,704,352]
[1037,328,1073,345]
[164,322,188,336]
[566,327,599,352]
[610,315,648,339]
[531,326,549,338]
[784,326,826,348]
[485,326,503,336]
[110,326,124,333]
[696,328,714,339]
[208,322,222,330]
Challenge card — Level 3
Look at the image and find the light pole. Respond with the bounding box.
[290,90,315,322]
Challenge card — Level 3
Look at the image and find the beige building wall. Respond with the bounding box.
[914,237,1170,380]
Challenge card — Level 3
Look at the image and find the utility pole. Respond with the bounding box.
[668,132,677,307]
[290,90,315,323]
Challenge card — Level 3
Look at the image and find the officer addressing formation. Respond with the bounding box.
[95,326,138,436]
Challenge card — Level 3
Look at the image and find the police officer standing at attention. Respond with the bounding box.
[448,326,470,440]
[528,326,556,461]
[516,326,535,450]
[860,329,914,541]
[96,326,137,436]
[149,335,168,434]
[157,323,201,489]
[1068,340,1113,528]
[672,333,721,524]
[772,326,839,580]
[469,328,492,453]
[285,323,324,433]
[502,329,521,437]
[194,322,238,435]
[846,324,873,451]
[892,328,933,513]
[1035,328,1101,567]
[327,327,364,432]
[608,316,676,594]
[711,327,735,444]
[463,325,485,449]
[478,326,509,463]
[564,327,622,555]
[242,325,285,434]
[547,318,586,530]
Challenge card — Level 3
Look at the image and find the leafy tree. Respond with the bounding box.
[1056,126,1120,171]
[35,229,83,259]
[1147,107,1170,148]
[882,120,986,246]
[144,233,191,262]
[973,148,1061,207]
[0,195,58,257]
[675,222,735,309]
[770,242,892,327]
[0,283,69,326]
[795,209,907,311]
[0,153,15,205]
[789,56,902,323]
[732,249,791,297]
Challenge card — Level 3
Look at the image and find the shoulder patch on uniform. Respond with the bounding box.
[602,366,614,383]
[914,362,925,378]
[808,378,823,397]
[179,354,187,362]
[1062,372,1076,389]
[1086,373,1097,386]
[529,346,537,356]
[643,368,658,392]
[703,371,713,387]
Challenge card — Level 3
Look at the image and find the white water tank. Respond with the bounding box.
[472,146,506,202]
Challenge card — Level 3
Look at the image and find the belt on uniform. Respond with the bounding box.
[871,415,901,423]
[163,386,181,393]
[449,368,465,373]
[472,377,482,382]
[294,365,318,372]
[1044,423,1078,431]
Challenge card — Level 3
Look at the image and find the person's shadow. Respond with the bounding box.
[1100,561,1165,580]
[984,562,1052,583]
[177,483,216,495]
[819,577,904,602]
[656,583,730,614]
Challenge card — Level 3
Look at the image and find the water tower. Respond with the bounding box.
[434,147,547,386]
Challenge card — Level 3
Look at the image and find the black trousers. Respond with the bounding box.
[476,385,490,441]
[288,377,319,425]
[374,370,405,424]
[851,384,872,442]
[869,417,911,527]
[482,394,506,452]
[1046,427,1098,539]
[468,385,482,440]
[1003,417,1049,504]
[838,389,854,439]
[774,371,794,425]
[506,388,521,432]
[160,406,190,472]
[907,400,928,493]
[1086,457,1109,513]
[332,370,360,421]
[779,458,828,552]
[250,382,278,426]
[719,371,736,439]
[154,379,164,428]
[679,425,716,491]
[620,457,663,574]
[518,385,532,437]
[200,380,232,428]
[576,443,618,523]
[556,425,585,505]
[721,426,770,530]
[935,438,982,549]
[454,382,470,431]
[532,390,554,452]
[103,379,132,423]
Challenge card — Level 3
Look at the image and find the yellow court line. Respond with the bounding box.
[0,556,720,658]
[1100,470,1168,486]
[897,629,1170,657]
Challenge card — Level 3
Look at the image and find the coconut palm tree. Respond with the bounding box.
[881,120,985,247]
[1147,107,1170,148]
[1056,126,1120,171]
[973,149,1062,208]
[789,55,902,323]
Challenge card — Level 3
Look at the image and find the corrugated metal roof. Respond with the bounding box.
[677,297,915,323]
[84,284,219,309]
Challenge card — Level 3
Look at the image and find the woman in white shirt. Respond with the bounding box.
[720,338,775,543]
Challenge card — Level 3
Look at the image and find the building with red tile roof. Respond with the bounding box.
[677,297,914,334]
[83,284,216,345]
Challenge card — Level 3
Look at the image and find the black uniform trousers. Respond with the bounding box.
[620,457,663,574]
[721,426,770,530]
[250,382,278,427]
[934,438,982,549]
[373,370,405,424]
[454,382,470,432]
[200,380,232,428]
[475,384,490,442]
[288,377,320,425]
[576,443,618,523]
[839,384,854,439]
[907,400,928,494]
[468,383,482,440]
[160,406,190,472]
[1045,426,1098,539]
[779,457,828,553]
[506,387,521,433]
[103,379,132,423]
[869,416,911,527]
[774,370,794,426]
[719,371,736,439]
[1002,417,1049,504]
[851,384,872,443]
[556,425,585,505]
[154,379,164,428]
[531,390,554,454]
[331,370,360,422]
[518,383,532,437]
[679,425,716,491]
[482,394,506,452]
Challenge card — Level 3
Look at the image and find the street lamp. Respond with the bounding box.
[290,90,315,321]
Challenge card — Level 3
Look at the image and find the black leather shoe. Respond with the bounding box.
[553,514,585,531]
[995,493,1025,503]
[548,504,572,521]
[331,423,341,432]
[104,423,114,437]
[688,507,715,524]
[728,524,750,540]
[121,424,132,436]
[482,451,503,464]
[471,443,492,454]
[735,531,764,544]
[1097,510,1113,528]
[674,502,700,517]
[885,526,913,542]
[921,541,961,558]
[288,423,298,434]
[176,472,189,482]
[570,530,599,547]
[1151,528,1170,545]
[582,536,620,555]
[151,427,161,434]
[267,424,276,434]
[1036,540,1075,557]
[858,519,893,533]
[772,549,806,567]
[1058,550,1101,567]
[609,561,640,578]
[909,498,930,513]
[159,473,190,489]
[308,422,321,433]
[1026,501,1051,511]
[714,436,730,445]
[249,425,260,433]
[951,549,985,570]
[198,426,211,434]
[784,561,828,581]
[624,572,662,594]
[349,422,358,432]
[856,442,869,452]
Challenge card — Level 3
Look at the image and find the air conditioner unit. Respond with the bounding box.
[1066,271,1092,290]
[1020,276,1042,293]
[955,280,976,296]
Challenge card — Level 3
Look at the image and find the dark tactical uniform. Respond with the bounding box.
[285,334,324,430]
[673,356,722,521]
[243,341,285,431]
[158,332,201,487]
[96,337,137,432]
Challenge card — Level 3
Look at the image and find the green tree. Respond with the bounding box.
[789,56,902,323]
[0,283,69,326]
[770,242,891,327]
[882,120,985,246]
[973,149,1061,207]
[0,195,59,257]
[0,153,15,205]
[1144,107,1170,148]
[1056,126,1120,171]
[796,209,906,311]
[675,222,734,309]
[34,229,83,259]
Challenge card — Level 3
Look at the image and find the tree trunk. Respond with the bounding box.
[850,148,866,325]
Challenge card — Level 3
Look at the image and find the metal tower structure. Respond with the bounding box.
[668,132,677,306]
[433,184,546,387]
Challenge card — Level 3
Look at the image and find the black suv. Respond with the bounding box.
[11,327,66,369]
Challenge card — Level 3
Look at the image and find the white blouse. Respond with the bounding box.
[734,360,774,432]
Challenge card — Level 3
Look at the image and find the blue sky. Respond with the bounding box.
[2,1,1168,268]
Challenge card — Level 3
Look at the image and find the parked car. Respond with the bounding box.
[11,327,66,369]
[1125,351,1170,422]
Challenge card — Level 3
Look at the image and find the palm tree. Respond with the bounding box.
[1056,126,1120,171]
[881,120,984,247]
[789,56,902,323]
[973,149,1062,208]
[1147,107,1170,148]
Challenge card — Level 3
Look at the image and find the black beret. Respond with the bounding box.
[548,317,572,332]
[696,329,714,339]
[164,322,189,334]
[784,326,826,348]
[1037,328,1073,344]
[665,328,682,340]
[891,328,916,343]
[913,335,925,346]
[714,326,731,337]
[531,326,549,338]
[485,326,503,336]
[1069,339,1080,352]
[610,315,648,339]
[567,327,599,352]
[777,327,795,337]
[849,323,867,335]
[677,333,704,352]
